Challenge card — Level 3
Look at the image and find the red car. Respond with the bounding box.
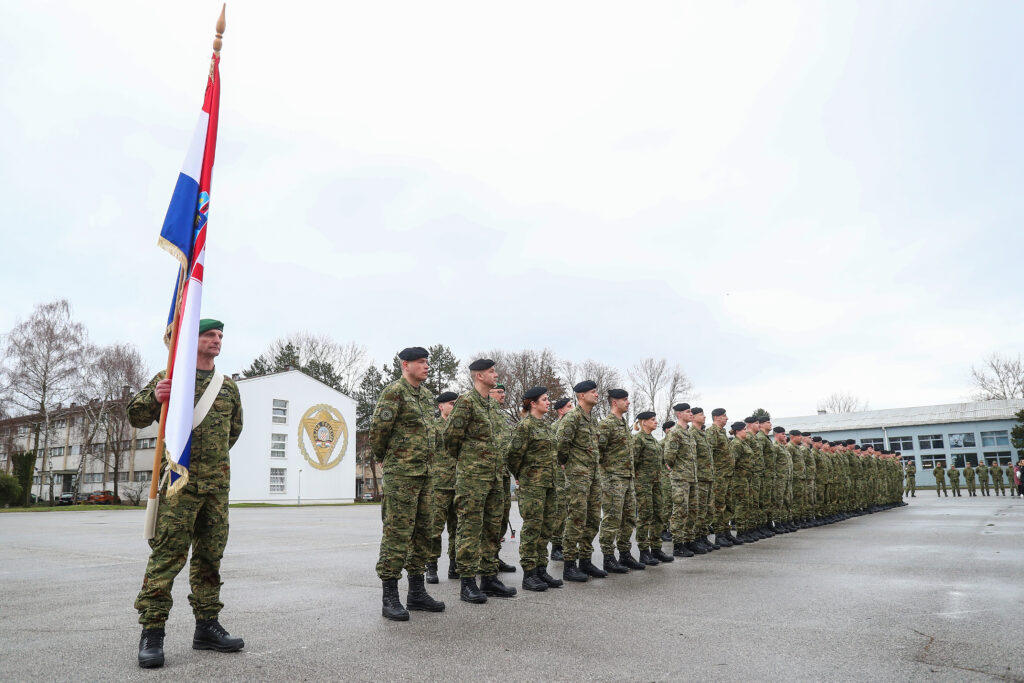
[87,490,118,504]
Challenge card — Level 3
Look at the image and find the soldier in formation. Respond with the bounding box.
[904,459,916,497]
[947,463,961,496]
[977,461,991,496]
[933,462,948,497]
[990,460,1006,496]
[964,461,977,496]
[426,391,459,583]
[548,397,573,562]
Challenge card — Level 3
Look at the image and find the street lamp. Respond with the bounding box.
[298,468,302,506]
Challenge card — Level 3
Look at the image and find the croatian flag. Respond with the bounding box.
[158,55,221,494]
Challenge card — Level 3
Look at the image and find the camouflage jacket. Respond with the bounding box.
[128,368,243,491]
[990,465,1004,483]
[707,424,733,476]
[814,449,829,483]
[597,413,634,478]
[555,406,600,472]
[976,464,990,482]
[933,465,946,482]
[787,442,805,480]
[904,462,916,478]
[691,425,714,482]
[664,424,696,482]
[505,414,557,487]
[802,445,816,480]
[749,431,768,475]
[430,415,457,489]
[443,389,505,482]
[368,377,435,478]
[947,466,960,482]
[632,432,662,479]
[731,436,754,477]
[773,440,793,480]
[963,464,975,481]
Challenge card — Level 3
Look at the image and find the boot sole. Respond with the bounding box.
[193,640,245,652]
[138,656,164,668]
[381,612,410,621]
[564,576,588,582]
[408,603,446,612]
[459,595,488,604]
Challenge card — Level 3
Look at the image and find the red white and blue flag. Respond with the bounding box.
[158,55,221,494]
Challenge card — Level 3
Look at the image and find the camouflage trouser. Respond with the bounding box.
[669,476,692,542]
[428,487,457,566]
[994,479,1005,495]
[935,479,947,495]
[730,477,750,532]
[783,477,793,520]
[550,467,567,545]
[635,471,660,551]
[712,471,733,533]
[562,465,601,562]
[950,480,961,495]
[599,474,636,554]
[818,481,828,514]
[760,476,773,523]
[454,474,503,577]
[500,474,512,540]
[136,484,229,628]
[689,480,712,540]
[517,484,556,571]
[774,478,786,521]
[749,473,763,527]
[375,474,432,581]
[965,480,975,495]
[980,479,990,495]
[659,469,672,531]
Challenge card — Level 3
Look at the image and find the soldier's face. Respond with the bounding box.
[490,387,505,405]
[692,412,705,427]
[761,421,772,433]
[197,330,222,357]
[535,394,550,413]
[558,404,573,417]
[681,409,693,423]
[641,417,657,432]
[611,397,629,413]
[736,428,748,439]
[713,414,727,427]
[579,389,599,407]
[439,401,455,419]
[476,367,498,388]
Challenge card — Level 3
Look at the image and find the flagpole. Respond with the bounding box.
[144,5,226,540]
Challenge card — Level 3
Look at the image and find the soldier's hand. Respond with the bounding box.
[154,379,172,403]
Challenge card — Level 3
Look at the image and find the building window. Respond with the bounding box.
[984,451,1013,466]
[981,430,1010,447]
[889,436,913,451]
[271,433,287,458]
[951,453,977,468]
[90,443,106,455]
[920,453,947,470]
[919,434,944,450]
[136,438,157,450]
[948,433,976,449]
[70,445,82,456]
[134,471,151,482]
[115,472,129,483]
[860,438,884,449]
[270,467,287,493]
[272,399,288,424]
[53,419,67,430]
[32,475,40,484]
[50,446,64,457]
[18,425,30,436]
[84,473,103,483]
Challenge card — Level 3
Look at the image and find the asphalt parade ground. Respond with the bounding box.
[2,495,1023,682]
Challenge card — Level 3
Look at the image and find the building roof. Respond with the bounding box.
[776,400,1024,433]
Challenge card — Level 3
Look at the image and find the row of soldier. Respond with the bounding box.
[370,349,907,620]
[913,460,1023,497]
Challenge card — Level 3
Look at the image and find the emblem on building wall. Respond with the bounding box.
[298,404,349,471]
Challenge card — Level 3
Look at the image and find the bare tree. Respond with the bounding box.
[0,300,87,503]
[971,353,1024,401]
[817,391,868,414]
[261,333,369,393]
[468,349,566,423]
[557,359,625,421]
[662,365,695,422]
[628,358,668,414]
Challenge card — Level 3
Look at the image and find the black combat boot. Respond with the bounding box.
[538,567,564,587]
[381,579,410,620]
[730,531,745,545]
[460,576,487,604]
[562,560,588,582]
[550,545,564,562]
[448,563,459,580]
[684,541,707,555]
[652,547,675,562]
[619,551,646,570]
[580,557,609,578]
[522,567,549,592]
[706,537,721,550]
[481,574,517,597]
[497,555,517,573]
[138,628,165,668]
[673,542,694,558]
[716,532,733,547]
[602,553,629,574]
[193,619,245,652]
[407,574,445,612]
[639,549,659,566]
[425,562,439,584]
[661,529,673,543]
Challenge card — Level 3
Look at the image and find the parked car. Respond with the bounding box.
[361,493,374,501]
[57,493,75,506]
[87,490,118,505]
[75,492,90,503]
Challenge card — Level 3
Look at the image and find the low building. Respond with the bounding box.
[776,400,1024,470]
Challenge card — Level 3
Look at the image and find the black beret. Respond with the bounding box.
[788,429,801,436]
[553,398,570,410]
[711,408,726,417]
[731,421,748,431]
[812,436,822,442]
[673,403,690,412]
[522,386,547,401]
[846,439,855,445]
[690,407,704,415]
[468,358,495,371]
[853,444,862,450]
[398,347,429,361]
[573,380,597,393]
[608,388,628,399]
[744,416,757,424]
[662,420,676,430]
[636,411,656,421]
[757,416,770,423]
[773,426,786,433]
[436,391,459,404]
[894,451,901,456]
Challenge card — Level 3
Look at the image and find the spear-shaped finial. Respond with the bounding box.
[213,4,226,56]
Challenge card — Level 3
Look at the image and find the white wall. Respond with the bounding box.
[230,371,357,503]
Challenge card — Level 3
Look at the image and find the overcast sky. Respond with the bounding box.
[1,1,1021,418]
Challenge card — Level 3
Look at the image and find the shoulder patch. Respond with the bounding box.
[379,408,394,422]
[453,416,466,429]
[598,435,608,445]
[511,437,523,450]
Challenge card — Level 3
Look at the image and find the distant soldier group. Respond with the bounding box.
[924,459,1023,497]
[370,351,909,620]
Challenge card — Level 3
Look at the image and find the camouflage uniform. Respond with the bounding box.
[632,431,663,552]
[492,415,513,543]
[549,414,569,548]
[371,377,435,581]
[787,441,806,520]
[130,369,243,629]
[505,415,557,572]
[991,464,1005,495]
[963,463,976,496]
[947,465,961,496]
[557,406,601,562]
[772,440,790,524]
[690,425,714,541]
[443,390,506,577]
[933,464,947,496]
[597,413,636,556]
[428,414,457,569]
[750,431,768,527]
[730,437,753,533]
[663,424,696,542]
[904,461,916,496]
[707,423,733,535]
[802,443,816,517]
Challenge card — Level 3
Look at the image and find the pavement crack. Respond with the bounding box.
[910,628,1023,682]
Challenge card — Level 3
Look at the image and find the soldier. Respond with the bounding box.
[597,389,644,572]
[130,318,245,668]
[371,347,445,621]
[977,460,991,496]
[426,391,459,584]
[659,420,676,543]
[548,397,573,562]
[444,358,517,602]
[557,380,608,582]
[787,431,807,529]
[990,460,1006,496]
[933,461,948,497]
[505,386,563,591]
[772,426,796,532]
[707,408,736,546]
[746,416,769,537]
[904,458,917,497]
[963,461,977,496]
[689,408,717,550]
[489,383,517,573]
[633,411,674,564]
[730,421,756,542]
[664,403,699,556]
[947,463,961,496]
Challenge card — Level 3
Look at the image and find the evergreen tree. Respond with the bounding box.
[751,408,771,421]
[355,366,387,431]
[1010,409,1024,452]
[425,344,460,396]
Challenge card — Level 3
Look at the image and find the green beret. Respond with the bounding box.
[198,319,224,335]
